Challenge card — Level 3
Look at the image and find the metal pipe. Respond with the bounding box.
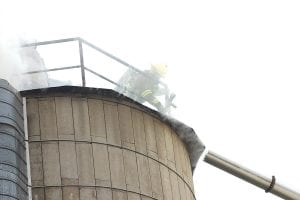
[204,151,300,200]
[80,39,143,73]
[22,37,79,47]
[84,67,119,86]
[78,40,86,87]
[22,65,81,74]
[23,97,32,200]
[80,38,168,87]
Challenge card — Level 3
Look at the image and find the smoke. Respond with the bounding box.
[0,2,49,91]
[0,31,49,91]
[0,34,25,89]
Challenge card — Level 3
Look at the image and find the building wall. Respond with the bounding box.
[0,79,28,200]
[26,95,196,200]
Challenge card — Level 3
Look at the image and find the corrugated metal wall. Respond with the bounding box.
[25,95,196,200]
[0,79,28,200]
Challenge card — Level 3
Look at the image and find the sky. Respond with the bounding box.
[1,0,300,199]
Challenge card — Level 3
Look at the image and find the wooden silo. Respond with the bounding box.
[21,86,203,200]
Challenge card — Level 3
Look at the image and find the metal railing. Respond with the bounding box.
[22,37,174,112]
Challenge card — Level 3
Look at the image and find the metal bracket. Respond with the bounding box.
[265,176,276,193]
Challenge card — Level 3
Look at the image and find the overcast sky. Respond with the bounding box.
[1,0,300,199]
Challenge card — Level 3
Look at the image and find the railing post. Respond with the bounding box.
[78,39,86,87]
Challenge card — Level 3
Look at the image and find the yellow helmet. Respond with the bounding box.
[151,64,168,77]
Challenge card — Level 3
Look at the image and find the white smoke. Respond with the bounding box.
[0,32,49,91]
[0,33,25,89]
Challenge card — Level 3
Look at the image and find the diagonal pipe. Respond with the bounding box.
[204,151,300,200]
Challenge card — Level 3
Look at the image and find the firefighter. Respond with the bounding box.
[117,64,171,112]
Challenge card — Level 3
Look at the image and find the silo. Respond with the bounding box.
[21,86,204,200]
[0,79,28,200]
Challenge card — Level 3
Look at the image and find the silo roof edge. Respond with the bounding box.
[20,86,205,172]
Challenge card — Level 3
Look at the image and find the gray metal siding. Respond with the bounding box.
[0,79,27,200]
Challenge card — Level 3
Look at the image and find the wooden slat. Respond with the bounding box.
[32,188,45,200]
[112,190,127,200]
[108,147,126,190]
[80,188,97,200]
[72,98,91,141]
[55,97,74,140]
[154,120,167,164]
[164,125,175,170]
[76,143,95,186]
[88,99,107,143]
[160,165,173,200]
[137,154,152,197]
[123,150,140,193]
[29,143,43,186]
[172,131,183,176]
[185,184,192,200]
[45,188,62,200]
[169,171,180,200]
[148,159,163,200]
[39,98,58,140]
[93,143,111,187]
[143,114,158,159]
[62,187,79,200]
[183,146,193,191]
[132,109,147,155]
[59,141,78,185]
[179,140,188,181]
[127,192,141,200]
[42,142,61,186]
[118,104,135,150]
[178,178,187,200]
[26,98,40,138]
[104,102,121,146]
[97,188,112,200]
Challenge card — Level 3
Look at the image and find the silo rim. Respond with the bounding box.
[20,86,205,173]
